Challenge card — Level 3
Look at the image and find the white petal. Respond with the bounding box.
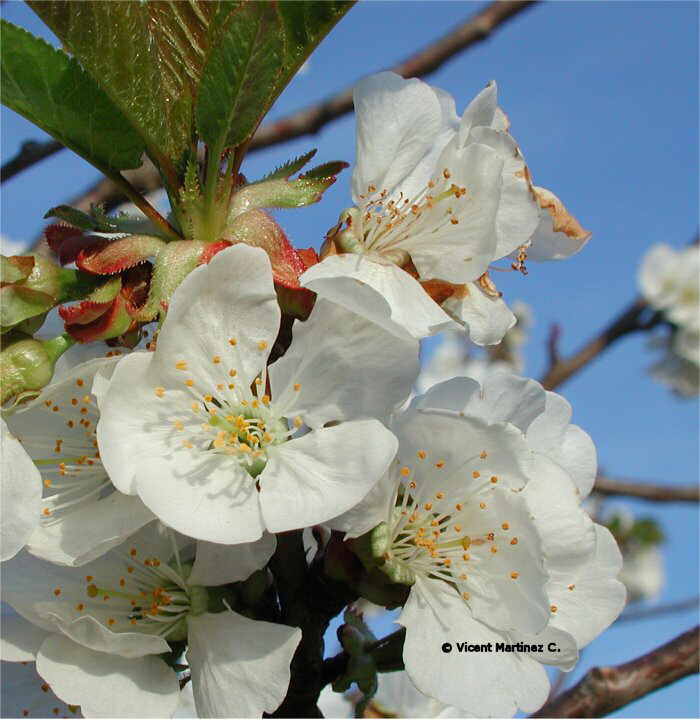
[152,244,279,390]
[458,81,498,143]
[269,299,419,427]
[301,254,457,340]
[442,281,516,346]
[402,142,503,285]
[547,525,626,648]
[352,72,444,204]
[260,421,398,533]
[189,533,276,587]
[469,126,540,258]
[187,611,301,718]
[399,581,550,716]
[526,391,597,498]
[1,660,81,719]
[36,633,180,718]
[134,451,264,545]
[373,670,455,718]
[510,624,579,671]
[27,493,154,567]
[1,611,49,661]
[414,372,546,433]
[1,420,41,561]
[324,472,395,539]
[527,187,591,261]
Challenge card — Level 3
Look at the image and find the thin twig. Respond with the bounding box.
[593,476,699,503]
[616,596,699,624]
[531,625,699,717]
[539,298,659,391]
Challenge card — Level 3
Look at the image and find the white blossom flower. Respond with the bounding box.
[1,357,154,566]
[639,243,699,332]
[646,328,699,397]
[302,72,589,345]
[96,244,418,545]
[329,373,625,716]
[2,523,301,718]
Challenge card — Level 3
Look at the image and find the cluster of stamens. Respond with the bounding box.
[52,543,196,638]
[337,170,469,263]
[155,339,302,477]
[383,448,524,604]
[23,379,111,525]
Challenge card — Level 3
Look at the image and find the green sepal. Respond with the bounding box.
[261,149,317,181]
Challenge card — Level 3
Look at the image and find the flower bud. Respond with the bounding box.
[0,334,74,404]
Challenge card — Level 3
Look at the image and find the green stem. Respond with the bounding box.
[102,168,182,242]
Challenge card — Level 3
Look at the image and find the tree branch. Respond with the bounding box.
[593,475,699,503]
[540,298,661,391]
[531,625,699,717]
[616,596,699,624]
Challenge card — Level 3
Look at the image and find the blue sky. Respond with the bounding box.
[2,2,698,716]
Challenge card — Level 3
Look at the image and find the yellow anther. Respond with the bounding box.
[490,546,498,554]
[191,402,200,412]
[185,379,194,387]
[154,387,165,398]
[408,480,417,489]
[228,384,236,390]
[424,502,433,511]
[510,571,519,580]
[217,383,225,391]
[550,605,558,613]
[490,476,499,484]
[568,584,575,591]
[400,466,411,477]
[229,338,237,346]
[229,368,237,377]
[293,383,301,392]
[43,479,52,488]
[443,168,451,179]
[86,584,98,597]
[258,341,268,351]
[472,471,480,479]
[107,618,116,626]
[255,377,263,386]
[450,217,459,225]
[436,491,445,499]
[501,522,510,531]
[462,591,471,600]
[510,537,519,545]
[480,450,488,459]
[455,503,463,511]
[262,395,271,405]
[53,588,61,596]
[435,461,445,469]
[459,573,467,580]
[462,553,471,561]
[75,603,85,611]
[212,356,221,364]
[479,502,487,509]
[182,440,193,449]
[293,416,303,428]
[173,420,184,431]
[175,360,188,370]
[417,450,426,460]
[454,524,462,532]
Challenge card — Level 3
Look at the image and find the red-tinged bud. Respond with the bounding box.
[224,210,316,319]
[76,234,165,275]
[44,224,88,265]
[296,247,320,270]
[1,254,100,332]
[199,240,233,265]
[0,333,74,405]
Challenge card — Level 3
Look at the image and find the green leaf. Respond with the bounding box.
[196,1,353,151]
[196,2,282,152]
[28,1,240,172]
[262,149,317,181]
[0,20,144,172]
[44,205,117,232]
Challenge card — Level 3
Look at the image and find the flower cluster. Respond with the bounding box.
[2,74,624,718]
[638,243,699,396]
